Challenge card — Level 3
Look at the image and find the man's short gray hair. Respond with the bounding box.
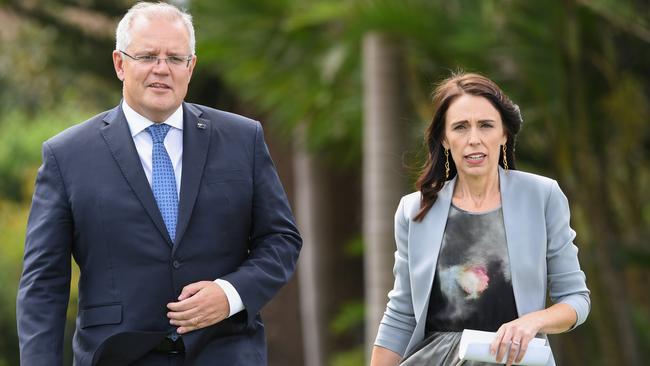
[115,1,195,55]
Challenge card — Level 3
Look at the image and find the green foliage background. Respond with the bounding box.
[0,0,648,365]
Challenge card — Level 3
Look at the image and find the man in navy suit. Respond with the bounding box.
[16,2,301,365]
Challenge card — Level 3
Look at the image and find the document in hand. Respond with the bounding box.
[458,329,551,366]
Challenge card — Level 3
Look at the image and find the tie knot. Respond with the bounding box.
[146,123,171,144]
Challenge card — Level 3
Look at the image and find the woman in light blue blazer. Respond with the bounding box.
[371,73,590,366]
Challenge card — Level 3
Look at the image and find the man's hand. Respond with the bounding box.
[167,281,230,334]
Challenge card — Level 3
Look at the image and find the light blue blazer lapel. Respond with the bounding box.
[500,167,524,315]
[500,167,547,317]
[408,177,456,334]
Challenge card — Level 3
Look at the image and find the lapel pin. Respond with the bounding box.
[196,122,206,129]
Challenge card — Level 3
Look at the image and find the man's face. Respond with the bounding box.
[112,17,196,122]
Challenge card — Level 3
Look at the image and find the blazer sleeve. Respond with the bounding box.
[374,196,416,356]
[545,180,590,330]
[221,122,302,327]
[16,142,72,366]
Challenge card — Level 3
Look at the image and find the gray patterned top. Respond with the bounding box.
[425,204,518,334]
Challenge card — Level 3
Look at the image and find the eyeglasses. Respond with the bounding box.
[119,50,193,68]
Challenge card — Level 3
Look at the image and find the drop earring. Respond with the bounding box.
[444,148,450,179]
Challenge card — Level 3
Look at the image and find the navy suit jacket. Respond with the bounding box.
[17,102,302,365]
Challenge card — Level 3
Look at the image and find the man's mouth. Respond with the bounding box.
[148,82,171,89]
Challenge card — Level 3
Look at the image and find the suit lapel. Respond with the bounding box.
[173,103,211,249]
[499,167,526,316]
[409,177,455,326]
[100,104,173,246]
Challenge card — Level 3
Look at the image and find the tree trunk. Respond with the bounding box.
[362,31,408,358]
[294,124,326,366]
[294,124,364,365]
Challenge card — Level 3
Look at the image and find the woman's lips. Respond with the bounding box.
[464,153,486,164]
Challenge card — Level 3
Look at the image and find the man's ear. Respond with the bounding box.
[187,55,197,79]
[112,50,125,81]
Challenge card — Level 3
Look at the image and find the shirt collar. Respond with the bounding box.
[122,100,184,137]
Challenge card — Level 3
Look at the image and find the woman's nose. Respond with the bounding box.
[468,126,481,145]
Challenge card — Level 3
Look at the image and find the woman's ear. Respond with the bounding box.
[441,138,449,150]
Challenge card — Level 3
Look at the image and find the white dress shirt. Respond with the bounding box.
[122,100,244,317]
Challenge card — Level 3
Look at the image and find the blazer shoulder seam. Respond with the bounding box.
[42,142,70,201]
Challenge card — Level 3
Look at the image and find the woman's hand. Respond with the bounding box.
[490,313,542,365]
[490,303,577,365]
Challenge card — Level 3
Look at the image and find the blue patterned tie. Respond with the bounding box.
[146,123,178,242]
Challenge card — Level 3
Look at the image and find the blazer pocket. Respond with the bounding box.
[205,169,250,184]
[80,303,122,329]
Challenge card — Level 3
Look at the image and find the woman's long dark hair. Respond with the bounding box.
[414,72,523,222]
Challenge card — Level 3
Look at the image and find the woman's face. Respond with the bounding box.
[442,94,507,179]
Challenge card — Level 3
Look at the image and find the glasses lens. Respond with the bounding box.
[167,56,185,66]
[138,55,158,64]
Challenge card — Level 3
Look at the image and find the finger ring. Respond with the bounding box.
[512,340,521,346]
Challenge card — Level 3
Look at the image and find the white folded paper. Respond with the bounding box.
[458,329,551,365]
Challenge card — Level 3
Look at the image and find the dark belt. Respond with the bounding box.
[154,334,185,355]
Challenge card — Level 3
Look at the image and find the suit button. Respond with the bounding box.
[172,260,180,269]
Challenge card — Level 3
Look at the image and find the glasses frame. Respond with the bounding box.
[119,50,193,68]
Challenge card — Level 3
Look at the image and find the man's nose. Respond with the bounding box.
[152,58,171,73]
